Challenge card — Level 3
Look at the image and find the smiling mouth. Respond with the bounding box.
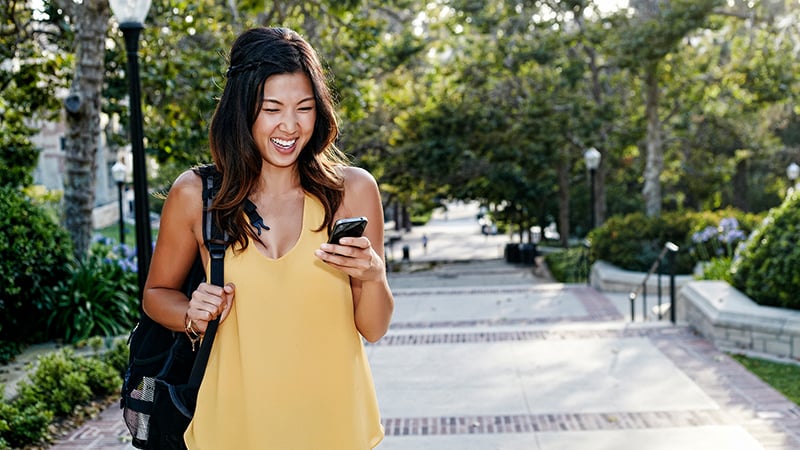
[271,138,297,149]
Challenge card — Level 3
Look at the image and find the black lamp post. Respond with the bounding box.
[584,147,601,231]
[111,160,128,245]
[109,0,153,295]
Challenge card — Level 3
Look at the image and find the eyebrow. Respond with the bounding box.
[261,96,315,105]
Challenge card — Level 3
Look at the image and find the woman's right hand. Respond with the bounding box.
[186,282,236,333]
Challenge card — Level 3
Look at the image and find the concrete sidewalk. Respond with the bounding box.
[375,261,800,449]
[49,203,800,449]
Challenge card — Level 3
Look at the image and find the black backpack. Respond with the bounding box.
[121,165,263,449]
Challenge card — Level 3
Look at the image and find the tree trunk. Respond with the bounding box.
[61,0,109,258]
[557,159,570,248]
[642,62,663,217]
[732,157,749,211]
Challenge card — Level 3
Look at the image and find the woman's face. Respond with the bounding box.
[252,72,316,169]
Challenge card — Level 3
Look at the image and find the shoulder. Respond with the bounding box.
[162,169,205,223]
[338,166,381,218]
[170,169,204,199]
[340,165,378,192]
[156,169,206,254]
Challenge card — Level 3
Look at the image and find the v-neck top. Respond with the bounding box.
[184,194,384,449]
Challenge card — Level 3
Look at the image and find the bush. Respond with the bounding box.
[0,187,73,354]
[544,246,590,283]
[1,345,123,448]
[687,208,761,262]
[0,399,53,449]
[696,256,734,284]
[589,211,695,273]
[15,349,94,416]
[102,338,132,377]
[590,209,762,275]
[45,237,139,344]
[731,194,800,309]
[15,347,122,417]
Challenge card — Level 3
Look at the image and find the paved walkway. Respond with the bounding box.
[49,202,800,449]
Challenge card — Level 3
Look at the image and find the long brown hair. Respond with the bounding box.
[208,27,346,251]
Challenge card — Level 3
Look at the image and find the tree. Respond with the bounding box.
[47,0,109,258]
[1,0,70,188]
[608,0,723,217]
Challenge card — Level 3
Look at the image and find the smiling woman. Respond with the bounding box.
[140,27,394,450]
[252,72,316,169]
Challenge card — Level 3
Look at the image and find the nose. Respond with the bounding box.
[280,111,298,134]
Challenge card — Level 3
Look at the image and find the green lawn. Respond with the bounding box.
[95,223,158,247]
[731,353,800,406]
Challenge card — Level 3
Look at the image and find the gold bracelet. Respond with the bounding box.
[184,312,202,352]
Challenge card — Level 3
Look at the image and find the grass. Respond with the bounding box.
[95,223,158,247]
[731,353,800,405]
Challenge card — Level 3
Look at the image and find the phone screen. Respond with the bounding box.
[328,217,368,244]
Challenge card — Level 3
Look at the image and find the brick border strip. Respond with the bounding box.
[381,409,730,436]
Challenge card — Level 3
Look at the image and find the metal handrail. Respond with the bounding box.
[628,241,680,323]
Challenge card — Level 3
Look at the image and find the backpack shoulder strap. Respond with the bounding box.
[187,164,267,387]
[187,164,224,387]
[194,164,268,245]
[195,164,226,287]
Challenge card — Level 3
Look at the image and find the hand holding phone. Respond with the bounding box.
[328,216,368,244]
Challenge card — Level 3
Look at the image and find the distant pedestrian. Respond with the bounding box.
[422,234,428,253]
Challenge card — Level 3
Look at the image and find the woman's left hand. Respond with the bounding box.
[315,236,385,282]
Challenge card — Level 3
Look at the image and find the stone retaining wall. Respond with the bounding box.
[590,260,694,294]
[678,281,800,360]
[592,261,800,361]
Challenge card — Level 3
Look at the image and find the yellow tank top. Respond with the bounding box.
[184,194,384,449]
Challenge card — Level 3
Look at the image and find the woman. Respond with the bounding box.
[143,27,393,449]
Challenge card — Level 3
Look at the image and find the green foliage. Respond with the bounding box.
[102,338,132,377]
[0,187,73,347]
[45,237,139,344]
[21,185,64,225]
[79,353,125,396]
[1,0,70,192]
[14,348,121,418]
[696,257,734,284]
[687,209,761,261]
[544,247,591,283]
[0,123,39,188]
[731,194,800,309]
[611,0,723,68]
[0,399,53,449]
[15,349,93,417]
[589,211,692,273]
[589,209,761,274]
[0,346,122,448]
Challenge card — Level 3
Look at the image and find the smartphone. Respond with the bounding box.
[328,216,368,244]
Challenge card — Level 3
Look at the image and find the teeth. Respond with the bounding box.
[271,138,296,148]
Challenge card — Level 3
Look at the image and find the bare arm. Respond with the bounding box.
[315,166,394,342]
[143,170,233,334]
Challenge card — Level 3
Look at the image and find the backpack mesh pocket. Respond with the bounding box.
[124,376,156,444]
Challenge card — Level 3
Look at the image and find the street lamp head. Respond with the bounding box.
[111,161,128,184]
[788,162,800,181]
[109,0,152,26]
[584,147,601,171]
